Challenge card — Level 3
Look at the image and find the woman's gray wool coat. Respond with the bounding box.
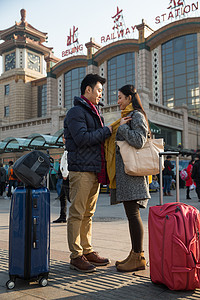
[113,110,151,208]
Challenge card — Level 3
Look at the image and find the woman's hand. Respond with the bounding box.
[107,125,113,133]
[120,116,132,125]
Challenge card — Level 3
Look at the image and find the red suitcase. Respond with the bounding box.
[149,152,200,290]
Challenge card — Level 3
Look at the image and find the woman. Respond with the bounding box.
[105,85,151,272]
[185,160,195,199]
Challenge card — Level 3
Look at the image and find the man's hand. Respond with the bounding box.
[63,177,68,180]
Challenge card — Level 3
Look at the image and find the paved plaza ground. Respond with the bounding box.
[0,187,200,299]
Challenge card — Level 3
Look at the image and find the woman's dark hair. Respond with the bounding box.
[118,84,151,135]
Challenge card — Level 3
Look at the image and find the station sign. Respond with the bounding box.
[155,0,199,24]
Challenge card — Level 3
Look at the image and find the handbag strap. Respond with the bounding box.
[31,156,45,172]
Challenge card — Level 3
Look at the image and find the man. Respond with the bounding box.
[64,74,112,272]
[7,161,18,198]
[191,153,200,201]
[53,135,69,223]
[163,155,174,196]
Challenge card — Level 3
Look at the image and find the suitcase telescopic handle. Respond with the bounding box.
[159,152,179,205]
[33,217,37,248]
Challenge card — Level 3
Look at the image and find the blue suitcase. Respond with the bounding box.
[6,186,50,289]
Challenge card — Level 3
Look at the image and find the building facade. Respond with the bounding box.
[0,10,200,163]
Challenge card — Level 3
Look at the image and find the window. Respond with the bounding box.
[64,67,86,110]
[4,106,9,117]
[107,53,135,105]
[5,84,9,95]
[162,34,199,118]
[155,124,182,147]
[38,84,47,117]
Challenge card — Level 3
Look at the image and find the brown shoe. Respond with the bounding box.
[116,251,146,272]
[70,255,96,272]
[84,252,111,266]
[115,251,132,267]
[168,192,173,196]
[164,192,168,196]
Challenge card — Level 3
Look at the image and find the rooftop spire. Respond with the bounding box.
[20,9,26,23]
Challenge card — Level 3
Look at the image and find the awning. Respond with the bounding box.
[164,144,195,156]
[0,129,64,153]
[149,120,161,134]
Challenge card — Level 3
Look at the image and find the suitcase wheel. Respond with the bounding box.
[39,277,48,287]
[6,280,15,290]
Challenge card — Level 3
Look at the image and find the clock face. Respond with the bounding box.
[5,52,16,71]
[27,52,40,72]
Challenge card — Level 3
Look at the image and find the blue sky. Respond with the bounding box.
[0,0,199,71]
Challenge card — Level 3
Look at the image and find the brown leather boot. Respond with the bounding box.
[116,251,146,272]
[115,251,132,266]
[164,192,168,196]
[168,192,172,196]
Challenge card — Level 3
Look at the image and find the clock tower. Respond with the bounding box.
[0,9,56,122]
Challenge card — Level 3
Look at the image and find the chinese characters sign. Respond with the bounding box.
[62,26,83,57]
[155,1,199,24]
[112,6,123,30]
[167,0,184,9]
[101,6,136,44]
[67,26,78,46]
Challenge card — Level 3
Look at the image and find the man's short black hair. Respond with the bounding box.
[9,161,13,165]
[81,73,106,95]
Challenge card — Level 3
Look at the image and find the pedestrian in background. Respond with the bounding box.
[7,161,18,198]
[163,155,174,196]
[0,163,6,196]
[53,135,69,223]
[64,74,112,272]
[185,159,195,199]
[105,84,150,272]
[55,158,63,200]
[192,153,200,201]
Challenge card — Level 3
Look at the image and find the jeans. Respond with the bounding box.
[163,175,172,194]
[67,171,100,259]
[56,178,63,196]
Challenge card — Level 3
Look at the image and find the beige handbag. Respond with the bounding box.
[116,138,164,176]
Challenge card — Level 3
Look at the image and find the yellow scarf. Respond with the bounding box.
[104,103,133,189]
[105,103,152,188]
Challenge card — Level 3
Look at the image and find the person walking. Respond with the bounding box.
[163,155,174,196]
[192,153,200,201]
[185,159,195,200]
[7,161,18,198]
[55,159,63,200]
[53,135,69,223]
[0,163,6,196]
[105,84,150,272]
[64,73,112,272]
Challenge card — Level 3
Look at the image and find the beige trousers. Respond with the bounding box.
[67,171,100,259]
